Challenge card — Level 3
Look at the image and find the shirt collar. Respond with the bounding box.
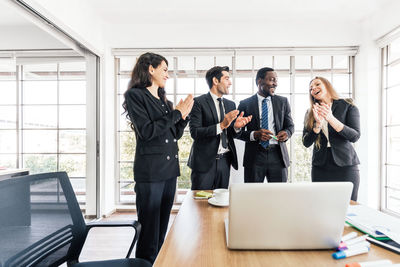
[210,91,223,101]
[257,93,271,102]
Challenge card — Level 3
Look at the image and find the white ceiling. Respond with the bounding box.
[0,1,31,26]
[84,0,395,25]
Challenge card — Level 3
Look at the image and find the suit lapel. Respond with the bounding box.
[271,96,280,131]
[251,94,260,127]
[206,92,219,123]
[143,88,165,114]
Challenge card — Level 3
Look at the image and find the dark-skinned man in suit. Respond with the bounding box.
[188,66,252,190]
[237,67,294,183]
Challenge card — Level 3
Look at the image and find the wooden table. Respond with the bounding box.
[154,191,400,267]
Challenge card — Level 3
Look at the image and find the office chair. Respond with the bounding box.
[0,172,151,267]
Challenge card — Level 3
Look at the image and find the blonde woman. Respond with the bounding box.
[302,77,360,201]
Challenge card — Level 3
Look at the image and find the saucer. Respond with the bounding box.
[208,197,229,207]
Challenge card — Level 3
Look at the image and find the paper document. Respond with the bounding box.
[346,205,400,245]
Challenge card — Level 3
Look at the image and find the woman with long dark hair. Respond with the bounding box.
[123,52,193,263]
[302,77,360,201]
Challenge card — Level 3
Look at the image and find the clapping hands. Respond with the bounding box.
[176,94,194,120]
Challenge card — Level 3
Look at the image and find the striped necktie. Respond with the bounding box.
[261,98,269,148]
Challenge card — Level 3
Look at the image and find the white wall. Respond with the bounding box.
[0,25,67,49]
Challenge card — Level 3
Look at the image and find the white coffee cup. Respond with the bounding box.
[213,188,229,203]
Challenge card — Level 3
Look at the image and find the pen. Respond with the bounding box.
[342,232,358,242]
[269,134,278,141]
[338,240,370,251]
[332,246,369,259]
[346,260,392,267]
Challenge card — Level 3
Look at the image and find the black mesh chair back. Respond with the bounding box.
[0,172,151,267]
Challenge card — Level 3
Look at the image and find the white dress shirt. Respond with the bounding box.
[250,93,278,145]
[210,92,230,154]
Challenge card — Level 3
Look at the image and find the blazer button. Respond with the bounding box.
[167,156,170,160]
[173,139,177,142]
[165,139,169,143]
[175,155,178,159]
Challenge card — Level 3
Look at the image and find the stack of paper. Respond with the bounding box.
[346,205,400,246]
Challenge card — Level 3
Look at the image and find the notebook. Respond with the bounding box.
[225,182,353,249]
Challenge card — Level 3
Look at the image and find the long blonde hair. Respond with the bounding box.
[305,77,339,148]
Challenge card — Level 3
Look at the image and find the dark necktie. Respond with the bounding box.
[217,98,228,149]
[261,98,269,148]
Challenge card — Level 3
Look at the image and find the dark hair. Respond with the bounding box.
[255,67,274,86]
[122,52,171,129]
[205,66,229,89]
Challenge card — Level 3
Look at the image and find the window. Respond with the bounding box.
[0,58,88,205]
[114,49,355,205]
[382,37,400,216]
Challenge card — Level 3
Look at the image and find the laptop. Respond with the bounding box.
[225,182,353,250]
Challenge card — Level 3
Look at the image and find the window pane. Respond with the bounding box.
[295,56,311,70]
[0,106,17,128]
[332,74,350,94]
[0,154,16,168]
[387,165,400,190]
[119,180,135,203]
[22,81,57,104]
[0,81,16,104]
[120,113,131,131]
[59,154,86,177]
[387,187,400,214]
[215,56,232,69]
[70,178,86,203]
[235,94,252,102]
[59,62,86,80]
[120,162,134,181]
[292,134,312,182]
[235,77,253,94]
[387,126,400,165]
[59,105,86,128]
[0,130,16,153]
[313,55,331,70]
[178,132,192,161]
[277,74,290,94]
[23,130,57,153]
[294,95,310,131]
[120,131,136,161]
[388,61,400,87]
[196,56,214,71]
[23,64,57,80]
[236,56,252,70]
[333,56,348,69]
[59,130,86,153]
[119,56,136,72]
[59,81,86,104]
[178,162,191,189]
[195,78,209,95]
[119,77,130,93]
[254,55,273,69]
[164,78,175,95]
[0,66,16,81]
[23,106,57,129]
[294,74,311,93]
[387,86,400,125]
[274,56,290,70]
[176,78,194,94]
[177,56,194,70]
[23,154,57,173]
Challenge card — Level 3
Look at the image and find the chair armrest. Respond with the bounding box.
[85,220,141,258]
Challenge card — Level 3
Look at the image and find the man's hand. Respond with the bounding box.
[234,111,252,129]
[276,130,288,142]
[253,129,274,141]
[220,110,239,130]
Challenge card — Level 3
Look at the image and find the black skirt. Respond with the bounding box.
[312,148,360,201]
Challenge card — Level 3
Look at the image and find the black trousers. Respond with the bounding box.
[312,148,360,201]
[244,145,288,183]
[134,177,176,264]
[191,153,231,190]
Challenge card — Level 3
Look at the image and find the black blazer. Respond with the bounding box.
[237,94,294,168]
[124,87,188,182]
[187,93,238,172]
[302,99,360,167]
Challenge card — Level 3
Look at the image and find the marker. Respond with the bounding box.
[332,246,369,259]
[342,232,358,242]
[269,134,278,141]
[338,240,370,251]
[346,260,392,267]
[346,235,368,246]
